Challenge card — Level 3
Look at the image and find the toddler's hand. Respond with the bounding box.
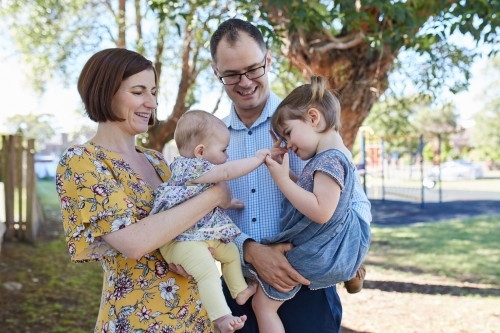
[265,153,290,185]
[255,149,271,162]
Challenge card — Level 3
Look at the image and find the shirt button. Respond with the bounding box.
[251,189,256,193]
[248,130,253,135]
[252,218,257,222]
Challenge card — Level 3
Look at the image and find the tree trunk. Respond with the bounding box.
[117,0,126,48]
[145,25,196,152]
[282,30,397,150]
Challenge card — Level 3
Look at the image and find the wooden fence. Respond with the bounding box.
[0,134,43,243]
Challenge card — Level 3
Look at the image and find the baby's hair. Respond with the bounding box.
[174,110,227,155]
[271,75,341,138]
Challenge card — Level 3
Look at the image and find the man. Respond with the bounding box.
[210,18,372,333]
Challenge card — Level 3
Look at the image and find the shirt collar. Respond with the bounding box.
[223,91,281,130]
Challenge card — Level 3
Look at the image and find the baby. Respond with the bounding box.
[150,110,268,333]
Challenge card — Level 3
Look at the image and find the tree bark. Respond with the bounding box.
[281,30,396,150]
[117,0,126,48]
[145,25,197,152]
[265,4,401,150]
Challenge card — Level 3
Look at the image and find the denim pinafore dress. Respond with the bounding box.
[250,149,371,301]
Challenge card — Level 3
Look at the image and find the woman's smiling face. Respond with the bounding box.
[110,69,157,135]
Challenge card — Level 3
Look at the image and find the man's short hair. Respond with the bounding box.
[210,18,267,63]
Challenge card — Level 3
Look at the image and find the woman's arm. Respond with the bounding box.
[102,182,231,260]
[266,154,340,224]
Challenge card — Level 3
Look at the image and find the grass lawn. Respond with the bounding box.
[2,180,498,331]
[367,216,500,287]
[1,179,102,332]
[0,238,102,332]
[37,178,61,212]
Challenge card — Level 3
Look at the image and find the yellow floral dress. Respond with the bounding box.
[56,142,214,333]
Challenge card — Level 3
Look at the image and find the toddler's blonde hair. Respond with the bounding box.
[271,75,341,138]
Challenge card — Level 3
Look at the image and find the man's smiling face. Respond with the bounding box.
[212,32,271,120]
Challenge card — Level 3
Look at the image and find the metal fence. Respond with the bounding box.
[356,128,442,207]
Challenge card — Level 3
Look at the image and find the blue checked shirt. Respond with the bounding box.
[223,91,372,277]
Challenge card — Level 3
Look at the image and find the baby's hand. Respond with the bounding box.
[255,149,271,162]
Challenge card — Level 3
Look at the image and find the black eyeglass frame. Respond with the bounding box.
[216,55,267,86]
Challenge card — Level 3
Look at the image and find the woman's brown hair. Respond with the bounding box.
[78,48,157,125]
[271,75,341,138]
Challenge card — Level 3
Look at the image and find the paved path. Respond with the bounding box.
[371,199,500,226]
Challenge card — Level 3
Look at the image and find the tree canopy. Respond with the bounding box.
[2,0,499,150]
[472,56,500,160]
[4,113,56,149]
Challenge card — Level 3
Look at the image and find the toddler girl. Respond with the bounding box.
[251,75,371,333]
[150,110,267,333]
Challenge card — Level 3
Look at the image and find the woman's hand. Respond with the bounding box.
[212,181,232,209]
[227,198,245,210]
[269,130,288,164]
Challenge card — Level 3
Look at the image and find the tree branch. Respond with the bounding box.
[135,0,143,49]
[117,0,126,48]
[314,30,366,53]
[211,86,225,115]
[154,22,166,84]
[104,0,116,17]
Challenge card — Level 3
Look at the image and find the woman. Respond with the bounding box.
[56,48,230,332]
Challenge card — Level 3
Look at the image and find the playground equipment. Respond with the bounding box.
[357,127,442,207]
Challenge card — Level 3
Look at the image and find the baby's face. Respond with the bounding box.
[202,129,230,165]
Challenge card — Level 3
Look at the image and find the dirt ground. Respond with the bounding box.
[2,241,499,333]
[339,270,500,333]
[2,209,500,332]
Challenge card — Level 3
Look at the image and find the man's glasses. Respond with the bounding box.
[217,55,267,85]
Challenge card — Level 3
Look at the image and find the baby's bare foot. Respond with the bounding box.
[236,283,257,305]
[214,314,247,333]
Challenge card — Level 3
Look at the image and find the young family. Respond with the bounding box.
[57,18,371,333]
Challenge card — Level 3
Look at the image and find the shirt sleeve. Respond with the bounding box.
[233,232,252,261]
[56,146,142,263]
[312,152,346,191]
[184,158,215,182]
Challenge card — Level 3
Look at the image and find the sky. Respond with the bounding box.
[0,43,489,141]
[0,48,233,138]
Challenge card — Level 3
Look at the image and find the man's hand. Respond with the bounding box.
[244,241,310,292]
[255,149,271,162]
[269,130,287,164]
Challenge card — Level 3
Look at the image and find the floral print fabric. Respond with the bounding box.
[57,142,214,332]
[150,156,241,244]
